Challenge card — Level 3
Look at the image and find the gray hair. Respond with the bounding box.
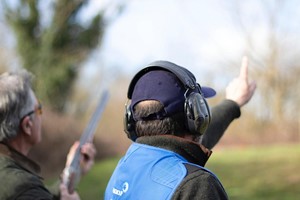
[0,70,36,142]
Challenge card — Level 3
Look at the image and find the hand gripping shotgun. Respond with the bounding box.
[61,89,109,193]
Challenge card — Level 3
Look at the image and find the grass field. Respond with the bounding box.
[76,144,300,199]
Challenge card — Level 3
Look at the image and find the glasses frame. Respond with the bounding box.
[20,102,43,121]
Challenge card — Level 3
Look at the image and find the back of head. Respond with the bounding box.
[124,60,216,141]
[133,97,187,138]
[0,70,35,142]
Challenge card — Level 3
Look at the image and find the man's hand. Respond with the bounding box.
[226,56,257,107]
[65,141,97,175]
[80,142,96,175]
[60,183,80,200]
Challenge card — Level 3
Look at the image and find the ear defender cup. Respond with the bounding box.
[184,92,211,135]
[124,102,137,141]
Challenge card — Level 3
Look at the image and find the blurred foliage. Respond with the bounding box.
[29,85,130,178]
[228,0,300,123]
[3,0,103,111]
[77,156,121,199]
[0,48,8,73]
[0,28,11,73]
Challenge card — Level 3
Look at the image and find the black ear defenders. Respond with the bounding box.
[124,60,211,141]
[124,99,137,140]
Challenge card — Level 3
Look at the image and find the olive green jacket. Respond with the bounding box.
[0,143,59,200]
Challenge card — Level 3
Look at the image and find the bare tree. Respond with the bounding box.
[228,0,300,125]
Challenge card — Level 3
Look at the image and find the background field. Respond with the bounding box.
[74,144,300,200]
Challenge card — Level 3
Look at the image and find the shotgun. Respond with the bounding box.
[61,89,109,193]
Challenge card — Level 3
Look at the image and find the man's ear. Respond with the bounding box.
[20,116,33,136]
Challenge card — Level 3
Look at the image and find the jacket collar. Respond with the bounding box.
[0,142,41,175]
[136,135,212,166]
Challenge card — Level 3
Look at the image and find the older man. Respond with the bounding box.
[0,70,96,200]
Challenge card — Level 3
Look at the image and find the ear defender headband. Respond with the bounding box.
[124,60,215,141]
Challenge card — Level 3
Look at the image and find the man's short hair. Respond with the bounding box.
[134,100,188,137]
[0,70,35,141]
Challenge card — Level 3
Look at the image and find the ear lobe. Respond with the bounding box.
[21,116,33,135]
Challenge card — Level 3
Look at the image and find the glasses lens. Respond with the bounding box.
[37,103,42,115]
[20,101,42,122]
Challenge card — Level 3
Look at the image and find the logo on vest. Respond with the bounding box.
[112,182,129,196]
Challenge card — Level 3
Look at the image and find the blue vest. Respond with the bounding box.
[105,143,216,200]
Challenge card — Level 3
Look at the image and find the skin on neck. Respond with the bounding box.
[8,134,32,156]
[183,134,202,143]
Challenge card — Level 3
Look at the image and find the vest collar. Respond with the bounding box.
[136,135,212,166]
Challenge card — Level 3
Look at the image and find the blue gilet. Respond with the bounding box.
[105,142,218,200]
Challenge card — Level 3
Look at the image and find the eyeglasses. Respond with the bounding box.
[21,102,43,120]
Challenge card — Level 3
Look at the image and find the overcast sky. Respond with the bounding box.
[74,0,300,93]
[79,0,246,84]
[2,0,300,90]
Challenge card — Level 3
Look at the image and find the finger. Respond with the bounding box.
[71,141,80,152]
[66,142,80,166]
[249,80,257,93]
[60,183,68,194]
[82,143,96,154]
[81,143,96,160]
[68,142,80,159]
[239,56,249,80]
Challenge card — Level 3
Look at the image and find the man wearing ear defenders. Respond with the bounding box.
[0,70,96,200]
[105,57,256,200]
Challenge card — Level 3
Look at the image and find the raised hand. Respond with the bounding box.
[225,56,257,107]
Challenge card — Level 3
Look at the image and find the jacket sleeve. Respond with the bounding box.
[46,180,61,200]
[171,170,228,200]
[201,99,241,149]
[15,186,53,200]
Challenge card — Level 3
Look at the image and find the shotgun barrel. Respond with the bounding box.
[61,89,109,193]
